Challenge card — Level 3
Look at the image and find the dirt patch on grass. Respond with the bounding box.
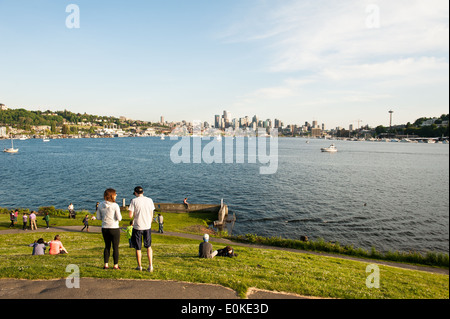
[183,225,216,236]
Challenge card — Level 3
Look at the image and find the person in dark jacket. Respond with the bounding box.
[216,246,238,258]
[198,234,217,258]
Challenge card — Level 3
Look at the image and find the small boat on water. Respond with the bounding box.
[3,136,18,153]
[321,144,337,153]
[3,147,19,153]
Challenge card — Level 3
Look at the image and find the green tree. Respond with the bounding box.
[61,124,70,134]
[375,125,387,136]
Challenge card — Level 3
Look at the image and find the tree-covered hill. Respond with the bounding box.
[0,108,121,130]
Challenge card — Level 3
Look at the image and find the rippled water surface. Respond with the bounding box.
[1,137,448,254]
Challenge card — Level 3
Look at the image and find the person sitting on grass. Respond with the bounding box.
[198,234,218,259]
[216,245,238,258]
[49,235,69,255]
[28,238,48,255]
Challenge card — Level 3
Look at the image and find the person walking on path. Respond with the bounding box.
[29,211,37,230]
[9,211,15,228]
[97,188,122,270]
[128,186,155,272]
[81,214,90,232]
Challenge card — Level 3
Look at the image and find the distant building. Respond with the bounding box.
[311,127,322,137]
[223,110,230,127]
[0,103,8,111]
[214,115,220,128]
[274,119,283,129]
[0,127,7,137]
[420,118,437,126]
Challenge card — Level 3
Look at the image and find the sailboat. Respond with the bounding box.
[3,135,19,153]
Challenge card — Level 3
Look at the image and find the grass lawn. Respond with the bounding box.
[0,229,448,299]
[0,210,217,235]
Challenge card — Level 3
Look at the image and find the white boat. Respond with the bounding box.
[3,136,18,153]
[43,136,50,142]
[321,144,338,153]
[19,135,28,141]
[160,134,165,140]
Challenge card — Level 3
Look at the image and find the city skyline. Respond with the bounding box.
[1,101,447,133]
[0,1,448,129]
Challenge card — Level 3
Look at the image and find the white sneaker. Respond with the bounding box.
[147,266,154,272]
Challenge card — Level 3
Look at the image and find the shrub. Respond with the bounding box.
[227,234,449,268]
[38,206,68,217]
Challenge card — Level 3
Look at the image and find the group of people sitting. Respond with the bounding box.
[28,232,236,260]
[28,235,69,255]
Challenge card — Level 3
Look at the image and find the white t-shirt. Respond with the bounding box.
[129,195,155,230]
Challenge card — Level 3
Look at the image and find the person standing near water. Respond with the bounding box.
[128,186,155,272]
[43,212,50,229]
[97,188,122,270]
[29,211,37,230]
[157,214,164,233]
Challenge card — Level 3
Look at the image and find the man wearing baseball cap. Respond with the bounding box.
[198,234,218,259]
[128,186,156,272]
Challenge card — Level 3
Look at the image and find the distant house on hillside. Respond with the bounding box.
[0,103,8,111]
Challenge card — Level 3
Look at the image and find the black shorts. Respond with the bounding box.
[131,228,152,250]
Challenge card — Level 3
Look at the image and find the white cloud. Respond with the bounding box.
[221,0,448,127]
[321,57,449,82]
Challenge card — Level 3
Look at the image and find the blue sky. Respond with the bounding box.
[0,0,448,129]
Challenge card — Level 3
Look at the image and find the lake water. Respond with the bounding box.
[1,136,448,254]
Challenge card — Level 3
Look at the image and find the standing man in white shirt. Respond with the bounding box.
[128,186,156,272]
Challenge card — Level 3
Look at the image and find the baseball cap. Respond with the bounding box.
[133,186,144,195]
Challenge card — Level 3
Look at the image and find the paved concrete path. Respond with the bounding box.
[0,226,447,300]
